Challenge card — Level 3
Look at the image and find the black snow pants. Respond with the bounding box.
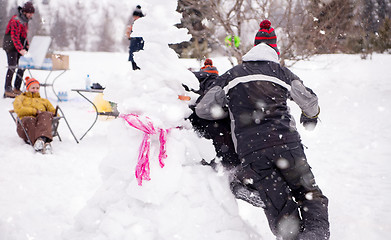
[5,50,25,92]
[188,112,241,169]
[128,37,144,70]
[236,142,330,240]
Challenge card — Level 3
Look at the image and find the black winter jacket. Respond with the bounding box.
[195,44,319,158]
[192,65,218,96]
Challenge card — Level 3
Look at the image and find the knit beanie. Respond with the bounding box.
[22,1,35,13]
[201,59,218,75]
[133,5,144,17]
[204,58,213,66]
[254,20,279,55]
[25,77,39,90]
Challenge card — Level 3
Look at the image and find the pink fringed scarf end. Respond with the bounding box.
[120,113,170,186]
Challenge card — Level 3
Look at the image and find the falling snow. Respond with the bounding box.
[0,2,390,238]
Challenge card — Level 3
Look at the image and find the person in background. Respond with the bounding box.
[195,20,329,240]
[13,77,56,154]
[125,5,145,70]
[191,58,219,95]
[189,59,236,167]
[3,1,35,98]
[189,58,264,207]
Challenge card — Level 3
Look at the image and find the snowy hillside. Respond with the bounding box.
[1,50,390,239]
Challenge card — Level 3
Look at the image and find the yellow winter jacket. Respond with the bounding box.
[13,92,56,119]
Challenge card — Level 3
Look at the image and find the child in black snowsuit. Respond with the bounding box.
[188,59,264,207]
[195,20,329,240]
[188,59,239,169]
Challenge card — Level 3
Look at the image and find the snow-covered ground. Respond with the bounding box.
[1,49,390,239]
[1,1,391,238]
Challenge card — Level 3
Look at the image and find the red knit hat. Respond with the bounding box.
[254,20,280,55]
[201,59,219,75]
[25,76,39,90]
[204,58,213,66]
[22,1,35,13]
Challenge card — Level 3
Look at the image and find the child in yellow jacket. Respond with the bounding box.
[13,77,56,153]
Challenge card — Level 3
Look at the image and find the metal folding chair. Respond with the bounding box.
[9,106,79,144]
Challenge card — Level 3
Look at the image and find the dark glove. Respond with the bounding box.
[182,83,190,92]
[300,113,318,130]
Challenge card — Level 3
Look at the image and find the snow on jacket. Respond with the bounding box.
[13,92,56,119]
[3,8,30,53]
[195,43,319,158]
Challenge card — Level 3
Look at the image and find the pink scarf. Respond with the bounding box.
[120,113,169,186]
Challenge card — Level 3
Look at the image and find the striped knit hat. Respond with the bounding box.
[254,20,280,55]
[25,76,39,90]
[201,59,218,75]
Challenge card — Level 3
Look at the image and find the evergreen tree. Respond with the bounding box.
[50,10,69,50]
[371,17,391,52]
[98,11,115,52]
[29,5,46,38]
[362,0,376,33]
[359,0,391,54]
[376,0,388,23]
[68,1,87,51]
[307,0,356,53]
